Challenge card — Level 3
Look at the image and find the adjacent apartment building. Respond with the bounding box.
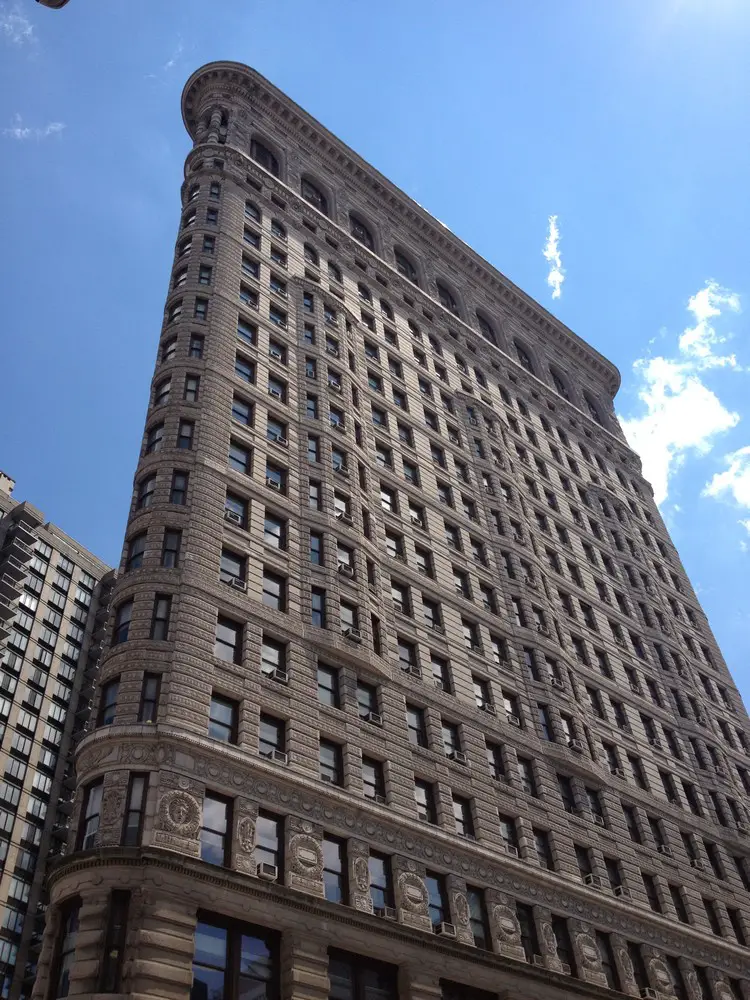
[0,475,113,1000]
[32,62,750,1000]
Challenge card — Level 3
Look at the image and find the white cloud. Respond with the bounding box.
[704,446,750,509]
[0,3,34,45]
[619,280,742,506]
[2,115,65,140]
[543,214,565,299]
[163,38,183,72]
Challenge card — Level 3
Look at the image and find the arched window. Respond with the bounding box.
[350,215,375,251]
[250,138,279,178]
[437,282,459,317]
[301,177,328,215]
[358,283,372,303]
[550,369,570,400]
[585,395,604,425]
[476,314,497,345]
[514,340,534,374]
[304,243,319,266]
[394,250,418,285]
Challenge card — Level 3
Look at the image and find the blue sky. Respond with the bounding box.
[1,1,749,702]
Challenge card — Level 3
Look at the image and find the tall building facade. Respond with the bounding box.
[34,61,750,1000]
[0,476,113,1000]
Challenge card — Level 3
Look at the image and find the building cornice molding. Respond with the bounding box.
[181,62,621,398]
[73,728,749,979]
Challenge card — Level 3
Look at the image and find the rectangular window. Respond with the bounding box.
[209,694,238,743]
[98,678,119,726]
[79,780,103,849]
[121,775,148,847]
[256,811,282,872]
[137,672,161,723]
[320,739,344,786]
[424,872,448,929]
[161,529,182,568]
[200,793,231,866]
[259,714,285,760]
[368,852,393,912]
[328,951,397,1000]
[214,616,242,664]
[322,836,347,904]
[176,420,194,450]
[191,918,278,1000]
[170,471,188,504]
[52,901,81,999]
[414,779,437,823]
[150,594,171,640]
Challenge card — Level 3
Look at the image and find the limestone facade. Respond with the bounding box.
[33,62,750,1000]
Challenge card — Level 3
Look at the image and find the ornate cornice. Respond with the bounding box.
[180,62,621,398]
[74,728,749,979]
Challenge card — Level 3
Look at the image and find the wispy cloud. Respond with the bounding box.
[619,280,742,506]
[543,214,565,300]
[3,114,66,141]
[704,446,750,509]
[0,2,34,45]
[145,37,185,80]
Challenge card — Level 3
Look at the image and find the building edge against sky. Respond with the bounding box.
[0,475,114,1000]
[28,60,750,1000]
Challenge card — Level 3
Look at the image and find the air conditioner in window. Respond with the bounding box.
[504,844,519,858]
[524,576,538,589]
[657,844,672,857]
[256,863,278,881]
[273,436,288,448]
[435,922,456,937]
[568,739,584,753]
[647,737,661,749]
[224,509,243,525]
[265,477,281,490]
[366,711,382,726]
[329,382,342,393]
[405,664,422,678]
[549,675,564,689]
[431,623,445,634]
[690,858,704,871]
[640,990,659,1000]
[532,954,546,967]
[506,713,521,727]
[471,643,484,655]
[481,702,496,716]
[268,388,283,399]
[333,464,349,477]
[610,766,625,779]
[342,626,362,643]
[374,905,396,919]
[583,873,602,888]
[370,793,387,805]
[335,511,353,525]
[270,668,288,685]
[337,563,355,577]
[448,750,467,765]
[613,884,630,899]
[333,423,346,434]
[228,576,246,591]
[535,623,551,637]
[592,814,605,827]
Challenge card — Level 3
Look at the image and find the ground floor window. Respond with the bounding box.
[328,949,398,1000]
[191,915,278,1000]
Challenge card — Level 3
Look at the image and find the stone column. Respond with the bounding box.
[398,967,442,1000]
[569,920,608,988]
[233,796,258,875]
[206,107,223,143]
[66,890,110,995]
[152,772,203,857]
[285,816,325,898]
[535,906,561,973]
[445,874,474,946]
[128,888,197,1000]
[392,857,431,933]
[486,889,525,962]
[644,946,676,998]
[31,901,61,1000]
[280,933,329,1000]
[612,933,639,997]
[347,839,373,915]
[97,770,130,847]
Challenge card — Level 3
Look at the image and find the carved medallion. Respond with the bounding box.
[157,790,201,837]
[397,872,428,913]
[290,834,323,877]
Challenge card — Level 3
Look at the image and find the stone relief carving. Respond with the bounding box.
[75,734,749,980]
[452,891,469,927]
[491,903,520,942]
[397,872,428,913]
[352,856,369,894]
[289,834,323,877]
[236,814,256,854]
[156,790,201,837]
